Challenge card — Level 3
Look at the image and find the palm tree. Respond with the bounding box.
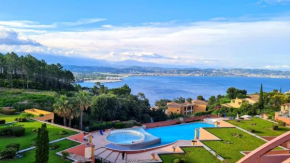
[53,95,70,126]
[67,97,80,127]
[76,91,91,130]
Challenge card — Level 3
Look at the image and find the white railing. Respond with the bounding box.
[109,129,145,145]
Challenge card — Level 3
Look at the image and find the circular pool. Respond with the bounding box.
[106,130,145,146]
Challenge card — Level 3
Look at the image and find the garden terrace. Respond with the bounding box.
[201,128,281,163]
[159,146,221,163]
[227,118,290,136]
[1,139,80,163]
[0,120,77,150]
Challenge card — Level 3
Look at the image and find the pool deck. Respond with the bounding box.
[93,128,193,163]
[92,120,221,163]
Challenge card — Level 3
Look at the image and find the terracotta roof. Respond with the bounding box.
[167,102,194,107]
[192,100,208,105]
[282,103,290,106]
[247,94,259,102]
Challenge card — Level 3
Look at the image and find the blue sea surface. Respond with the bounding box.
[146,122,214,144]
[78,76,290,105]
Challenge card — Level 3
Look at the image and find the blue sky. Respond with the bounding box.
[0,0,290,69]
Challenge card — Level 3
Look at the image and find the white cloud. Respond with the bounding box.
[0,20,56,29]
[1,17,290,68]
[258,0,290,5]
[61,18,106,26]
[0,28,41,46]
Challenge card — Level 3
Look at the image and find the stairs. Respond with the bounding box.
[95,147,125,163]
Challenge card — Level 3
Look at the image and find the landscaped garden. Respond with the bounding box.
[159,147,221,163]
[202,128,275,163]
[0,119,77,150]
[227,118,290,136]
[1,139,80,163]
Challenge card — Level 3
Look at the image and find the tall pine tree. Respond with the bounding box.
[35,123,49,163]
[259,84,264,110]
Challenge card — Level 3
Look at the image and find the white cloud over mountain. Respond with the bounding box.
[0,17,290,68]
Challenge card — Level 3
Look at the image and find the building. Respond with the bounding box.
[166,100,207,115]
[222,94,259,108]
[275,103,290,125]
[25,108,54,123]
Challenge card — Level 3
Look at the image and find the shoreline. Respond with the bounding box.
[82,79,123,84]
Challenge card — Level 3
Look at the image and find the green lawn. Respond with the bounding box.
[159,147,221,163]
[202,128,269,163]
[0,113,22,123]
[0,120,78,150]
[1,139,80,163]
[227,118,290,136]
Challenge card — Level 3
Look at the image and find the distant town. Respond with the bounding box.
[68,65,290,81]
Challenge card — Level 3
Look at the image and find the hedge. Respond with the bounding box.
[0,119,5,124]
[6,143,20,151]
[1,147,17,159]
[0,126,25,137]
[194,110,213,116]
[114,122,126,129]
[2,108,16,115]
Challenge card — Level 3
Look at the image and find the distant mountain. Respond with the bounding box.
[25,53,190,68]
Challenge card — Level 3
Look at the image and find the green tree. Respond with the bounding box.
[208,96,216,106]
[35,123,49,163]
[259,84,264,110]
[53,95,70,126]
[76,91,91,130]
[197,95,205,101]
[186,98,193,103]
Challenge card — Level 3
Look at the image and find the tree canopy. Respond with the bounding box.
[0,52,74,90]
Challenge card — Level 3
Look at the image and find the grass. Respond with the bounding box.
[0,89,55,108]
[0,113,22,123]
[227,118,290,136]
[1,139,80,163]
[202,128,270,163]
[159,147,221,163]
[0,120,77,150]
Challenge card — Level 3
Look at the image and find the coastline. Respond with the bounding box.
[83,79,123,84]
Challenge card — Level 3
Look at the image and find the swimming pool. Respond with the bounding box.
[146,122,214,144]
[105,122,214,151]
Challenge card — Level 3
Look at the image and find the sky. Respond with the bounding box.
[0,0,290,69]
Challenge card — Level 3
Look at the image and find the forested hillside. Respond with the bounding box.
[0,52,74,90]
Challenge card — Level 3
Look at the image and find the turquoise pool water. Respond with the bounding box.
[107,132,143,144]
[146,122,214,144]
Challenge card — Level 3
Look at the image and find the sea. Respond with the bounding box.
[77,76,290,106]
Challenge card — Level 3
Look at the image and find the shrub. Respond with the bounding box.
[125,120,136,128]
[272,125,278,130]
[59,130,68,135]
[32,128,38,133]
[278,120,286,126]
[180,158,186,163]
[12,103,33,112]
[248,128,255,133]
[2,108,16,115]
[1,147,17,159]
[49,143,60,150]
[61,151,70,159]
[6,143,20,151]
[0,127,13,136]
[15,117,27,122]
[0,126,25,137]
[174,158,180,163]
[114,122,126,129]
[11,126,25,136]
[20,113,34,119]
[0,119,5,124]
